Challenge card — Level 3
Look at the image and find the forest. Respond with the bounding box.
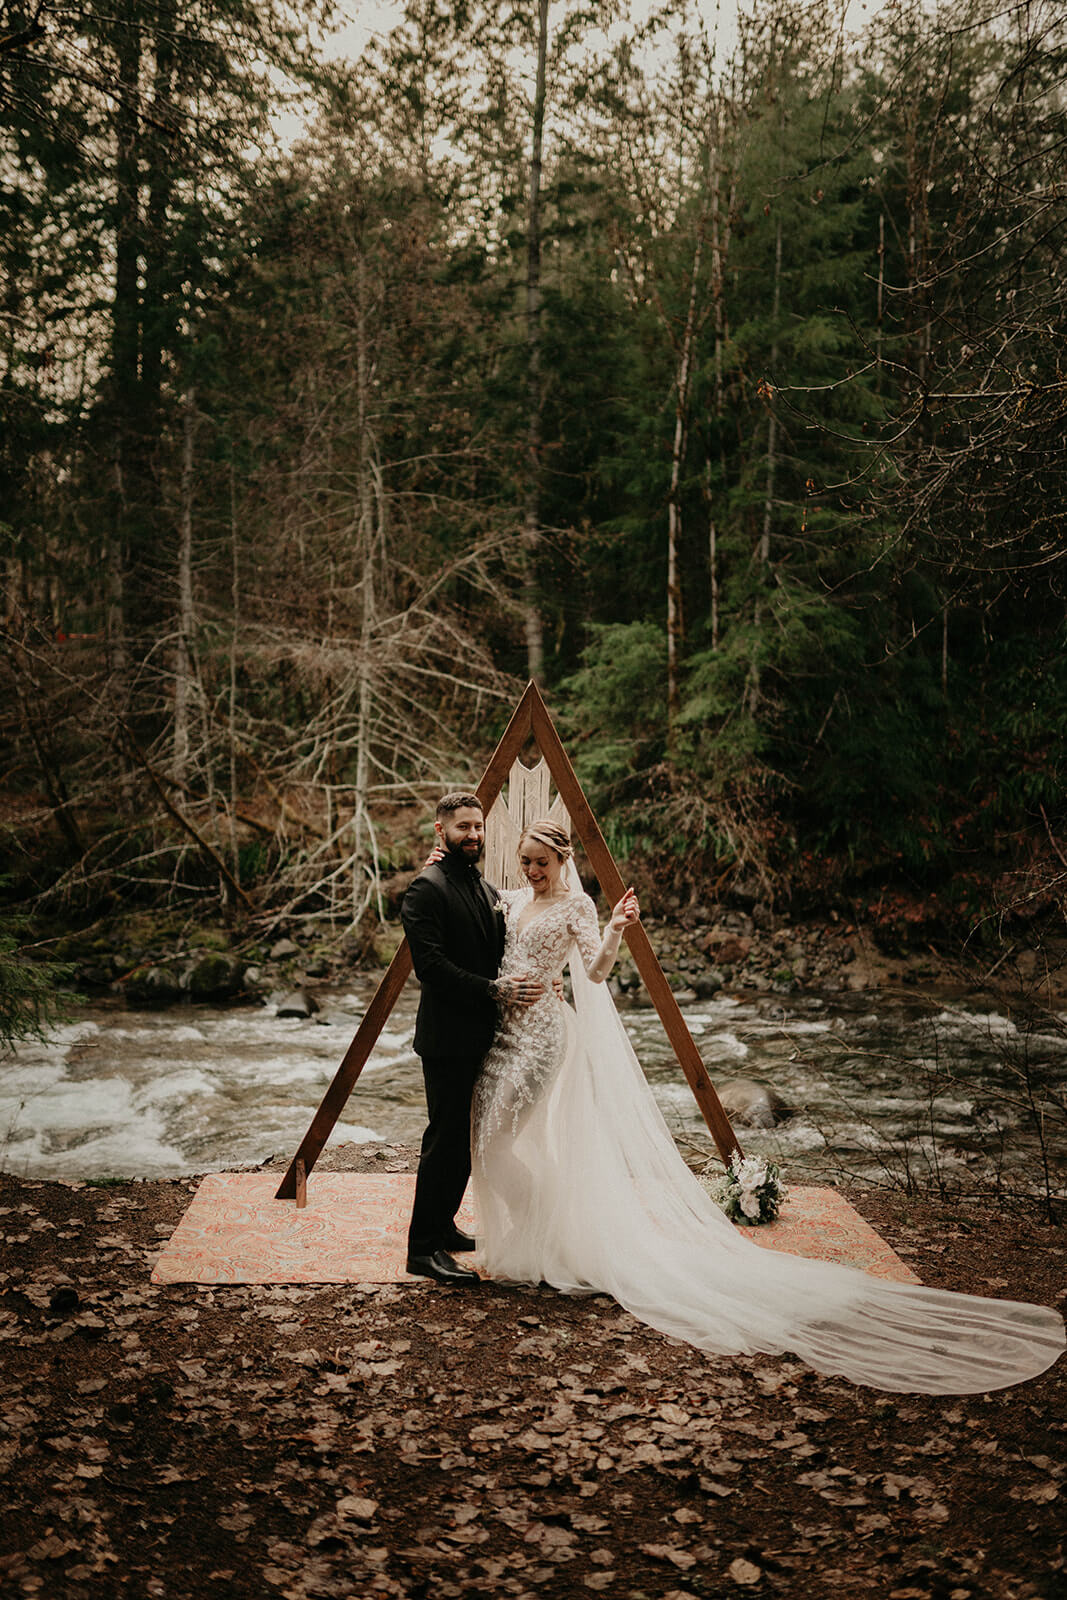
[1,0,1065,952]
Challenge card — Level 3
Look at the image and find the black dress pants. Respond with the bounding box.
[407,1052,483,1255]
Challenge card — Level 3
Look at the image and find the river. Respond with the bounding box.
[2,981,1065,1205]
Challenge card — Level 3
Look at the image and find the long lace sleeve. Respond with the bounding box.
[567,894,604,976]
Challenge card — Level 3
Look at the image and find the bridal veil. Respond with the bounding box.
[474,941,1065,1395]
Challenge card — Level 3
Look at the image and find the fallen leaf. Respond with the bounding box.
[336,1495,378,1521]
[658,1402,690,1425]
[640,1543,697,1570]
[1011,1483,1059,1503]
[729,1557,762,1585]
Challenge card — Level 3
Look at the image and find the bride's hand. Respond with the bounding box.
[423,845,446,868]
[610,888,640,932]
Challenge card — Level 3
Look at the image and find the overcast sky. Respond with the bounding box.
[274,1,891,146]
[319,0,889,69]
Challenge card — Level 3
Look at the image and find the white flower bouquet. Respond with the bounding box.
[705,1151,787,1226]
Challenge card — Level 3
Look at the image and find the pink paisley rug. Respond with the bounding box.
[150,1174,919,1286]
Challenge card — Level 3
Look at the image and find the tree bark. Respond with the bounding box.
[108,4,142,700]
[173,389,195,781]
[142,5,177,434]
[760,211,782,570]
[705,100,734,651]
[228,463,240,891]
[351,246,382,925]
[522,0,549,684]
[667,228,703,732]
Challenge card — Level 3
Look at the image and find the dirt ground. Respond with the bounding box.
[1,1146,1064,1600]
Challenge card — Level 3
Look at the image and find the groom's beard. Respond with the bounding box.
[445,835,484,864]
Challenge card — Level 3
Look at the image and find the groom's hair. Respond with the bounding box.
[436,791,482,819]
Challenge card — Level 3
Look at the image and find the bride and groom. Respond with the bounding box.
[401,791,1064,1395]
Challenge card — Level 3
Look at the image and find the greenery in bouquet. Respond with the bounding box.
[704,1152,787,1226]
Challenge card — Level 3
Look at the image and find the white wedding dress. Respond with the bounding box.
[470,888,1065,1394]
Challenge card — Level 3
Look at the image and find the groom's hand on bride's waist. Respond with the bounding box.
[490,974,546,1006]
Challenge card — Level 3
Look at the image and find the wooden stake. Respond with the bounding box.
[294,1158,307,1209]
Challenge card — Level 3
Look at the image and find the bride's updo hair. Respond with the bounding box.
[518,818,574,888]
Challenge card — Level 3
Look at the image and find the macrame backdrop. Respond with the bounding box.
[484,758,570,891]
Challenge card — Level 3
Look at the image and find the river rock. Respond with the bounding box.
[702,931,752,965]
[122,965,183,1008]
[689,968,725,998]
[270,938,301,960]
[714,1076,793,1128]
[183,953,245,1000]
[276,988,320,1019]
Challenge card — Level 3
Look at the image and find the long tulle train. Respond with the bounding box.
[472,963,1064,1395]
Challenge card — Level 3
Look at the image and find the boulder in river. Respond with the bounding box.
[270,938,301,960]
[276,988,320,1019]
[714,1076,793,1128]
[183,953,246,1000]
[122,965,183,1008]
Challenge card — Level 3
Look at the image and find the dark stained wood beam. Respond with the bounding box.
[275,686,540,1200]
[529,685,741,1164]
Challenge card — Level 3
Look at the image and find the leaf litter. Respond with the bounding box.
[0,1152,1064,1599]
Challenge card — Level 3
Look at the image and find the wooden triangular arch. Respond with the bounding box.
[275,682,741,1200]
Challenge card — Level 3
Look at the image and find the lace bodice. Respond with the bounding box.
[497,889,601,983]
[472,891,603,1158]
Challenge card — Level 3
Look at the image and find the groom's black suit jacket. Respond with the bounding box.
[401,852,506,1060]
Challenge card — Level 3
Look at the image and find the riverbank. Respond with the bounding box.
[44,893,1067,1017]
[1,1150,1063,1600]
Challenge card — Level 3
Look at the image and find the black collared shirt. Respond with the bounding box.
[440,849,496,942]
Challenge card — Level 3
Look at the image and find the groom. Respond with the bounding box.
[402,792,544,1285]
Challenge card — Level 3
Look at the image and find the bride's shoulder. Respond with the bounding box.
[567,890,599,920]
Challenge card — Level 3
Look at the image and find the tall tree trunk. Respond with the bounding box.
[667,229,703,735]
[747,92,785,723]
[142,6,176,436]
[108,4,142,699]
[173,389,195,780]
[228,461,240,892]
[760,210,782,570]
[522,0,549,683]
[352,247,381,924]
[876,208,885,390]
[705,101,734,652]
[941,601,949,698]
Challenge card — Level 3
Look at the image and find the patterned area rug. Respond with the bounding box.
[151,1173,919,1286]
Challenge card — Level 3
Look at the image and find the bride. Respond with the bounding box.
[471,818,1065,1395]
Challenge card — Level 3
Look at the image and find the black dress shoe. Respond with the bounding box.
[406,1250,480,1286]
[444,1229,477,1252]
